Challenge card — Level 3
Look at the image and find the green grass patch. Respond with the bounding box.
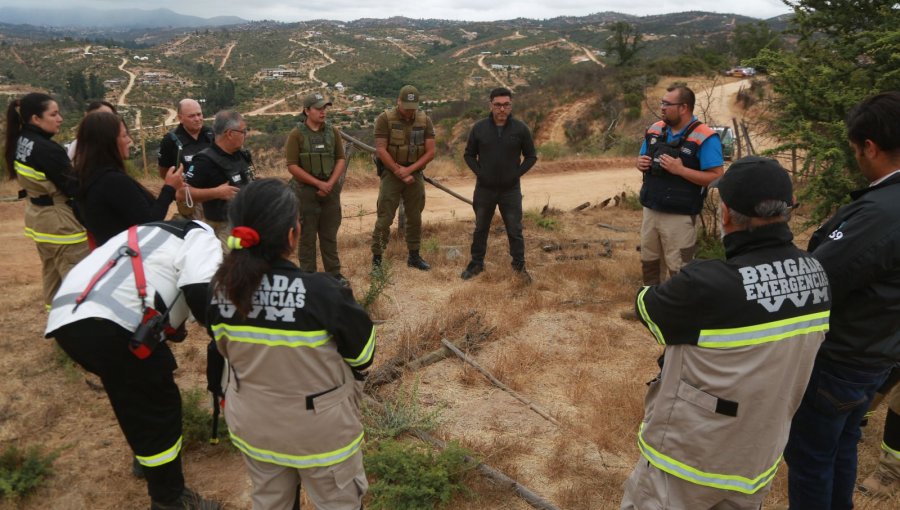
[621,191,642,211]
[364,379,442,440]
[362,261,393,311]
[696,229,726,261]
[366,439,475,510]
[0,444,59,500]
[524,209,558,230]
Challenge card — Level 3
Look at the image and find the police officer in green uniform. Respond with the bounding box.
[285,92,348,286]
[371,85,436,271]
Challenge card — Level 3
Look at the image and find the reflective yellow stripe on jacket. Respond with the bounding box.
[14,161,47,181]
[344,326,376,368]
[24,227,88,245]
[638,424,779,494]
[212,323,331,348]
[636,287,666,345]
[698,311,829,349]
[230,430,364,469]
[135,436,183,467]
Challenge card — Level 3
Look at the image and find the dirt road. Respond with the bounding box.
[218,42,236,71]
[116,58,136,106]
[340,164,641,233]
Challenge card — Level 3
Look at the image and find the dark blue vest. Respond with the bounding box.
[640,120,717,215]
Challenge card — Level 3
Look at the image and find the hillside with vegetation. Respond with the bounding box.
[2,2,899,508]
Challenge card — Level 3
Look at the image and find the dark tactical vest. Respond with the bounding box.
[297,122,336,179]
[197,147,253,221]
[640,120,717,215]
[385,108,427,165]
[168,127,214,168]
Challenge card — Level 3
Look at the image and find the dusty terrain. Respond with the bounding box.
[2,157,897,509]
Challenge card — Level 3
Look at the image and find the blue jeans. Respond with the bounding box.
[784,357,891,510]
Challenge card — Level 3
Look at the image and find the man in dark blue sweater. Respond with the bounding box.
[462,87,537,282]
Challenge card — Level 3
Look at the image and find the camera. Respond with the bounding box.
[649,143,681,176]
[129,312,167,360]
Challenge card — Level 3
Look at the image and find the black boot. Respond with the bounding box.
[150,488,221,510]
[407,250,430,271]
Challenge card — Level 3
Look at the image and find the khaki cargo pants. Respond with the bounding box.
[371,170,425,256]
[243,451,367,510]
[39,240,89,309]
[640,207,697,286]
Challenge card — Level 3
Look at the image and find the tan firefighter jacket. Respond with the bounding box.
[635,223,830,494]
[208,260,375,469]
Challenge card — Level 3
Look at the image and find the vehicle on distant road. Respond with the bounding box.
[726,66,756,77]
[712,126,735,161]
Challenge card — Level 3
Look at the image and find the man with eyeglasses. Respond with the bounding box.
[636,84,724,285]
[185,110,255,241]
[461,87,537,282]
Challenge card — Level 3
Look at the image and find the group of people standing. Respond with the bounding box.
[5,83,898,510]
[625,88,900,510]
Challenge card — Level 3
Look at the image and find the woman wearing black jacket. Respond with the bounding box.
[74,112,183,246]
[4,92,89,309]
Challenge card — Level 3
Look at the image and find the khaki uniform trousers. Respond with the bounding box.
[371,171,425,255]
[204,220,231,253]
[38,240,89,309]
[292,180,342,275]
[640,207,697,285]
[621,459,766,510]
[243,450,367,510]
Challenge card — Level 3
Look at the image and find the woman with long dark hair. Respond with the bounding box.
[4,92,89,309]
[208,178,375,510]
[74,111,183,246]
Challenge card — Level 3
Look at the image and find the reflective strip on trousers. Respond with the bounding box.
[230,430,364,469]
[343,326,376,367]
[14,161,47,181]
[697,311,829,348]
[883,441,900,461]
[135,436,183,467]
[638,424,778,494]
[24,227,88,245]
[212,323,331,348]
[636,286,666,345]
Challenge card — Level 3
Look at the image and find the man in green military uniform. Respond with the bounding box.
[286,92,348,286]
[371,84,436,271]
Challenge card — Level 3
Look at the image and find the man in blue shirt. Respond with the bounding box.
[635,85,723,285]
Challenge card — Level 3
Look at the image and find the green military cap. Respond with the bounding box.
[398,85,420,109]
[303,92,332,109]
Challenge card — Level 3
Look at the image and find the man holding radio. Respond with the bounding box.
[636,84,723,285]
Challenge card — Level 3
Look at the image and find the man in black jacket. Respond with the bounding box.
[462,87,537,281]
[184,110,254,242]
[783,91,900,510]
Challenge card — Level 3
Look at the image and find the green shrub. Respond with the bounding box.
[695,229,726,261]
[181,388,232,449]
[362,261,393,311]
[421,238,440,254]
[0,445,59,499]
[537,142,563,161]
[524,210,558,230]
[621,191,642,211]
[365,379,442,439]
[366,439,474,510]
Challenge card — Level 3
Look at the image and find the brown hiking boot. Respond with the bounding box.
[150,488,222,510]
[859,460,900,499]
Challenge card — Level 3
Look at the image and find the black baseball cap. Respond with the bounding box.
[713,156,793,217]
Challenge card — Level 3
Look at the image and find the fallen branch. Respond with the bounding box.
[423,175,473,206]
[366,320,492,390]
[571,202,591,212]
[440,338,560,426]
[597,222,629,233]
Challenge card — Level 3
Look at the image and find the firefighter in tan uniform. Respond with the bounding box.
[622,157,831,509]
[208,179,375,510]
[4,93,88,309]
[370,84,435,271]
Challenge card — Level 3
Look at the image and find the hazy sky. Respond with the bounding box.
[0,0,793,23]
